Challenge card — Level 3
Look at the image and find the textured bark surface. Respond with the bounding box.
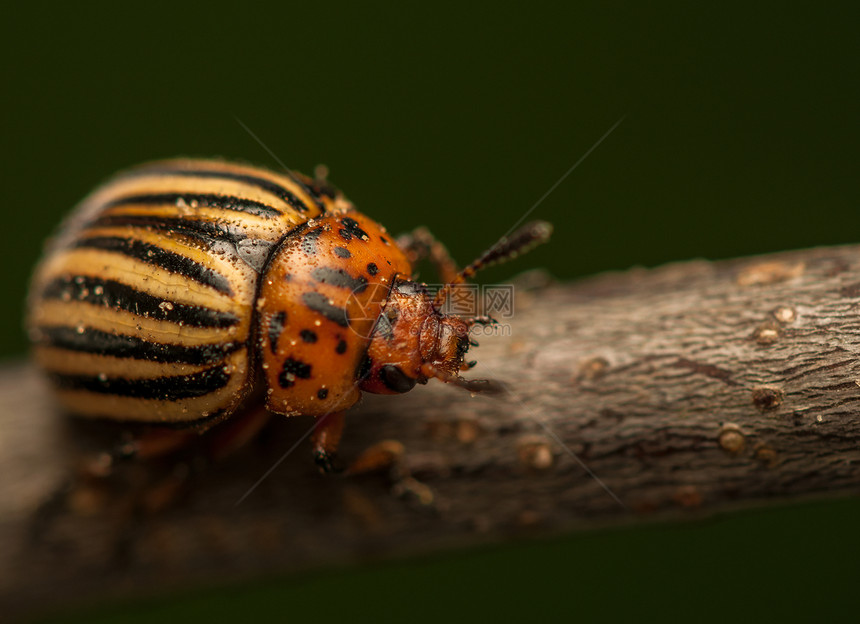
[4,245,860,619]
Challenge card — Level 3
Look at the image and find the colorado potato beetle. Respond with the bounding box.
[27,159,551,471]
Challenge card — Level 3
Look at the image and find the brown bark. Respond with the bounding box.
[3,245,860,618]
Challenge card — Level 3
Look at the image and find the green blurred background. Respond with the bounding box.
[3,2,858,621]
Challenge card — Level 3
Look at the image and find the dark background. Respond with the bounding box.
[3,3,858,622]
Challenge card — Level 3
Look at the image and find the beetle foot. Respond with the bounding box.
[345,440,436,508]
[314,450,344,475]
[391,474,435,507]
[343,439,404,476]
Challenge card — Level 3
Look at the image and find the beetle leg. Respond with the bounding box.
[80,428,198,479]
[345,440,435,506]
[78,405,272,479]
[312,411,346,474]
[344,439,404,475]
[396,227,461,284]
[31,410,276,544]
[29,428,198,543]
[205,405,271,461]
[124,408,272,514]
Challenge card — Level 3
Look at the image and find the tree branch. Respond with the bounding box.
[4,245,860,618]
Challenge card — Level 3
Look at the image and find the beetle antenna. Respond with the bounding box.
[433,221,553,308]
[232,115,328,207]
[421,364,509,395]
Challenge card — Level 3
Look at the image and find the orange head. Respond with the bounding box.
[359,221,553,396]
[358,280,472,394]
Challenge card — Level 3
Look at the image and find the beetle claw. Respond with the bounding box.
[314,450,344,475]
[454,377,509,395]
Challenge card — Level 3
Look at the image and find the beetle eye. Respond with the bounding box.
[380,364,417,393]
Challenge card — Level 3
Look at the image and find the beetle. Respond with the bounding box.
[27,158,551,472]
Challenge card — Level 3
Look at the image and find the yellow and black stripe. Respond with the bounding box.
[27,158,349,426]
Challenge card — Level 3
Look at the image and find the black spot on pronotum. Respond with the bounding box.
[300,329,318,343]
[268,311,287,353]
[380,365,417,393]
[335,339,348,354]
[301,228,324,256]
[311,267,367,293]
[317,388,329,400]
[366,262,378,276]
[356,355,373,381]
[380,236,390,245]
[341,217,369,241]
[302,292,350,327]
[279,357,312,388]
[334,246,351,258]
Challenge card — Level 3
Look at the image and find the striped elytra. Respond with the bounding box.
[27,158,551,455]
